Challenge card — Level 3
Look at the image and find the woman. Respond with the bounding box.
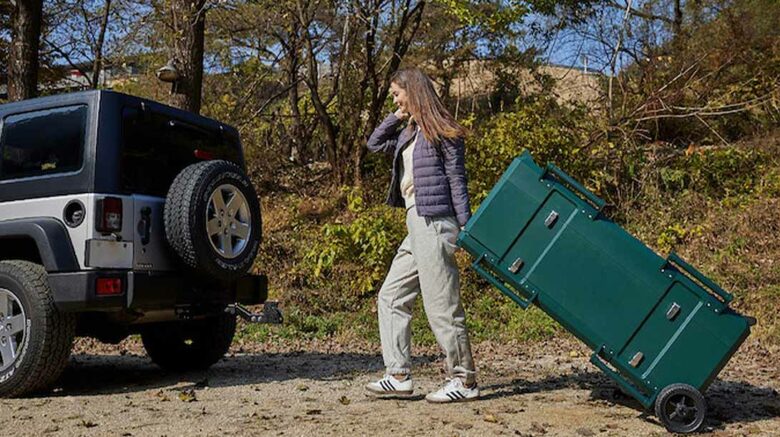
[364,68,478,403]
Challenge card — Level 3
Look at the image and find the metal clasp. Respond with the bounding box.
[666,302,681,320]
[629,352,644,367]
[508,258,525,274]
[544,210,559,228]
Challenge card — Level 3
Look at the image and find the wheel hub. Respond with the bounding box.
[665,393,700,426]
[206,184,252,259]
[0,288,26,373]
[675,402,691,418]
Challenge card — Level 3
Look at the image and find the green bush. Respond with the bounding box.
[656,147,769,199]
[466,95,618,206]
[297,187,405,312]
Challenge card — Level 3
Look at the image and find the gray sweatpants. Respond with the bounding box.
[377,206,476,384]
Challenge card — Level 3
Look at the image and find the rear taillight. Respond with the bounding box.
[194,149,215,160]
[96,197,123,233]
[96,277,123,296]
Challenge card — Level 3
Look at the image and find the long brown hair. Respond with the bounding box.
[390,68,468,144]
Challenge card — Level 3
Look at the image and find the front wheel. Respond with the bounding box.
[0,261,75,397]
[654,383,707,433]
[141,314,237,371]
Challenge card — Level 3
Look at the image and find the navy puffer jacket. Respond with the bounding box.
[366,113,472,226]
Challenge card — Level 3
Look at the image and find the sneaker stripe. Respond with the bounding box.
[381,380,391,391]
[446,392,456,401]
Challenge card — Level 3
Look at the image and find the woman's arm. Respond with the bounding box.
[441,137,472,227]
[367,113,403,155]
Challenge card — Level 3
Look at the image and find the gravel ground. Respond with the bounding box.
[1,335,778,436]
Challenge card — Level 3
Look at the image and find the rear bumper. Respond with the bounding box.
[49,270,268,312]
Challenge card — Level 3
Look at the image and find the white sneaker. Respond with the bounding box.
[365,374,413,397]
[425,378,480,403]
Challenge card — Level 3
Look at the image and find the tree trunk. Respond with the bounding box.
[309,80,340,179]
[91,0,113,89]
[287,67,303,163]
[282,24,307,163]
[8,0,43,101]
[354,0,425,184]
[673,0,683,37]
[169,0,206,114]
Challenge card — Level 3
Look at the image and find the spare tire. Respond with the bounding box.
[164,160,261,281]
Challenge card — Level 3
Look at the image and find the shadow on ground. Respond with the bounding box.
[38,351,780,431]
[51,351,437,396]
[479,368,780,429]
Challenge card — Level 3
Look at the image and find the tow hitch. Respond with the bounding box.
[225,302,283,324]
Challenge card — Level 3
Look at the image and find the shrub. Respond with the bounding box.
[653,146,770,200]
[469,96,577,201]
[297,187,405,312]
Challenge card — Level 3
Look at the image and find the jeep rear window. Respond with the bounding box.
[120,107,241,196]
[0,105,86,180]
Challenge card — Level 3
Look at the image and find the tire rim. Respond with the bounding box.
[206,184,252,259]
[662,392,701,429]
[0,288,26,373]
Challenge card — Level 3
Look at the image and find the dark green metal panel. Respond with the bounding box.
[467,157,549,259]
[459,150,752,409]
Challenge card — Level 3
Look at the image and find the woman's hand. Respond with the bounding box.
[394,108,410,120]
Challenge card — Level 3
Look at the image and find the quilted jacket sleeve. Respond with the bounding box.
[366,113,403,155]
[441,136,472,227]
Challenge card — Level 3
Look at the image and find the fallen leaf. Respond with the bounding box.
[530,422,547,434]
[178,389,197,403]
[484,413,499,423]
[296,384,309,391]
[339,396,351,405]
[79,419,98,428]
[569,351,579,358]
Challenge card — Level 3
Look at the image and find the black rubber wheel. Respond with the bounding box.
[141,314,237,371]
[654,383,707,433]
[164,160,261,281]
[0,261,75,397]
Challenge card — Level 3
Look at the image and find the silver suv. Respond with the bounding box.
[0,90,276,397]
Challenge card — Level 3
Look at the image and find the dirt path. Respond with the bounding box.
[2,336,779,436]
